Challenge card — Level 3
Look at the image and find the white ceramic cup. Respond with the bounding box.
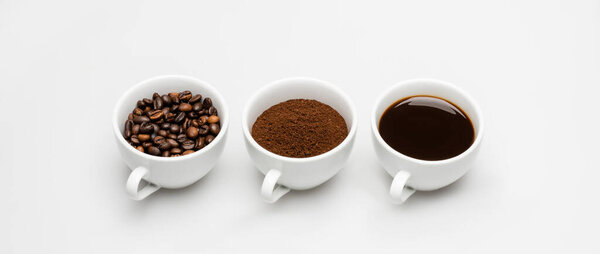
[242,77,357,203]
[112,75,229,200]
[371,79,484,204]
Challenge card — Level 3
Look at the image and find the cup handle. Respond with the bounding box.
[390,170,416,204]
[261,169,290,203]
[126,166,161,201]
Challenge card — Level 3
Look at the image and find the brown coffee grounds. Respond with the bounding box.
[251,99,348,158]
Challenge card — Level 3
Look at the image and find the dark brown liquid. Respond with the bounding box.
[378,96,474,161]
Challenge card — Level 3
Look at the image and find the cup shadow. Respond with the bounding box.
[250,167,341,207]
[375,164,473,208]
[120,163,223,209]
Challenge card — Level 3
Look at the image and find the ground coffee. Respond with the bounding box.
[251,99,348,158]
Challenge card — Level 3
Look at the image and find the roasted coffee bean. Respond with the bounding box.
[206,135,215,144]
[143,142,153,149]
[132,124,140,135]
[165,112,175,122]
[140,122,154,134]
[125,120,133,132]
[179,103,192,112]
[198,125,209,135]
[172,96,180,105]
[209,123,220,135]
[162,107,170,116]
[152,123,160,135]
[152,92,160,99]
[128,113,134,120]
[158,141,171,151]
[167,133,178,139]
[189,94,202,104]
[203,97,212,108]
[153,135,165,144]
[161,150,170,157]
[170,124,180,134]
[170,147,182,154]
[192,102,203,111]
[133,115,150,124]
[191,119,201,127]
[186,127,199,139]
[138,134,151,142]
[183,118,190,130]
[177,134,187,143]
[167,139,178,148]
[208,115,219,124]
[171,154,181,157]
[196,137,205,149]
[133,108,143,115]
[208,106,217,116]
[149,110,164,121]
[143,106,152,113]
[174,112,186,123]
[136,100,145,108]
[143,98,153,105]
[124,121,133,138]
[160,123,170,129]
[182,150,195,156]
[158,129,168,137]
[130,135,140,145]
[179,90,192,102]
[136,146,144,153]
[171,104,179,112]
[148,146,161,156]
[199,116,208,125]
[153,96,164,110]
[161,95,172,106]
[181,139,195,150]
[187,111,199,119]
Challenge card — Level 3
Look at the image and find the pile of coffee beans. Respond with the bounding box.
[123,91,221,157]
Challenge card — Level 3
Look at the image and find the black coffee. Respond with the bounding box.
[378,95,474,161]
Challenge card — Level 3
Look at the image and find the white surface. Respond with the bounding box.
[0,0,599,253]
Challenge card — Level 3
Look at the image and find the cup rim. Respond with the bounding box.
[371,78,484,165]
[112,75,229,162]
[242,77,357,162]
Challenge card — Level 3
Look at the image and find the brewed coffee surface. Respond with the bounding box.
[378,96,475,161]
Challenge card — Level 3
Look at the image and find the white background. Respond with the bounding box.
[1,0,599,253]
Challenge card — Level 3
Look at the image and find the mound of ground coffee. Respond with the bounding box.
[251,99,348,158]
